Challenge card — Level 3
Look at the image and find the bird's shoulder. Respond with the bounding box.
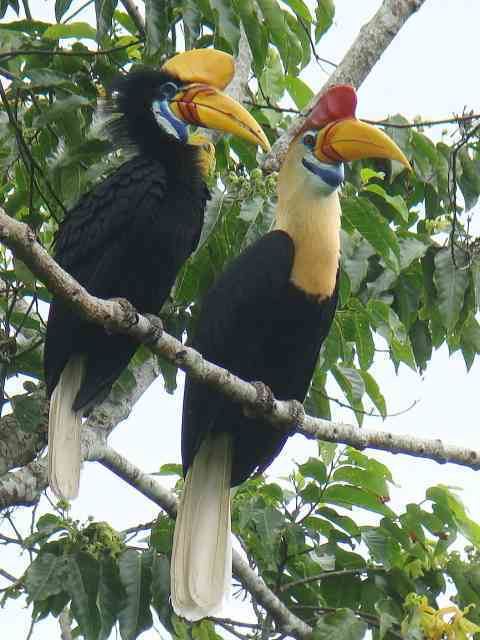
[53,156,170,267]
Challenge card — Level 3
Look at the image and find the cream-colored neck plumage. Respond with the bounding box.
[275,141,341,299]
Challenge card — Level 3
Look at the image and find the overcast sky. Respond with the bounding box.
[1,1,480,638]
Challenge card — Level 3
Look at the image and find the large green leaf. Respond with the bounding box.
[98,557,124,640]
[323,484,395,517]
[315,0,335,42]
[95,0,116,42]
[256,0,303,71]
[428,486,480,548]
[433,247,469,331]
[43,22,97,40]
[145,0,170,57]
[55,0,75,21]
[284,75,313,109]
[234,0,268,74]
[211,0,240,52]
[67,553,101,640]
[150,553,170,625]
[118,550,153,640]
[311,608,367,640]
[341,197,400,273]
[24,553,67,601]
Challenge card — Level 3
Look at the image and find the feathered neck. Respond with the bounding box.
[275,141,341,299]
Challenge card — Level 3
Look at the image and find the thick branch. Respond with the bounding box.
[1,208,479,475]
[120,0,145,36]
[262,0,427,172]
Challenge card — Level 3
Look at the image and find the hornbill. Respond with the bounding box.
[172,85,411,620]
[44,48,270,501]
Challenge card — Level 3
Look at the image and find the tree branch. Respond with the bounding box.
[120,0,146,36]
[262,0,428,172]
[1,207,480,480]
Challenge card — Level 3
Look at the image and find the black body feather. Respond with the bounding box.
[44,69,208,410]
[182,230,338,486]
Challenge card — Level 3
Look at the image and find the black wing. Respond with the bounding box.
[182,230,339,486]
[45,154,206,409]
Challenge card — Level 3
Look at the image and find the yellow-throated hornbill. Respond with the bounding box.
[172,85,411,620]
[44,49,270,500]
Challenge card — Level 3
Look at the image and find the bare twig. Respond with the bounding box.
[0,39,144,63]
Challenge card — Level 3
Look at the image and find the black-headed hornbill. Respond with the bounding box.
[44,48,270,501]
[171,85,411,620]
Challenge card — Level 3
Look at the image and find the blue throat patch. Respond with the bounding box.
[152,100,188,143]
[302,158,344,189]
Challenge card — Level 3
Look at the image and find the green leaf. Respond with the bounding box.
[363,183,409,223]
[359,370,387,418]
[182,1,202,48]
[311,608,367,640]
[256,0,303,71]
[284,75,313,109]
[24,68,72,88]
[151,553,170,625]
[433,247,469,331]
[95,0,116,42]
[341,197,400,273]
[43,22,97,40]
[145,0,169,57]
[12,393,43,433]
[282,0,312,22]
[409,319,432,372]
[354,309,374,370]
[211,0,240,52]
[316,506,361,537]
[33,95,91,127]
[323,484,395,517]
[332,466,389,498]
[67,553,100,640]
[118,550,153,640]
[427,486,480,547]
[315,0,335,42]
[361,527,400,568]
[259,47,285,103]
[458,147,480,211]
[98,557,123,640]
[298,457,327,484]
[55,0,75,21]
[24,553,68,601]
[234,0,268,75]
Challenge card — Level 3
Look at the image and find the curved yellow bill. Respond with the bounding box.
[170,84,271,151]
[161,49,234,91]
[314,118,411,169]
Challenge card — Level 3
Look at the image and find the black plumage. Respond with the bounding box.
[182,230,338,486]
[44,69,208,413]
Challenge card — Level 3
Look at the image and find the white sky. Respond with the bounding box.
[1,0,480,638]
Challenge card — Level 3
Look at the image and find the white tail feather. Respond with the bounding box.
[48,356,84,500]
[171,433,232,621]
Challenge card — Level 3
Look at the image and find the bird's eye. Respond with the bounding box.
[156,81,178,102]
[302,132,316,149]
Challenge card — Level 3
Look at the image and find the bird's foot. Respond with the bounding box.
[143,314,164,345]
[244,381,275,419]
[109,298,139,330]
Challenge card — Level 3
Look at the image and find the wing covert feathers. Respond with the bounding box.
[171,433,232,621]
[48,356,84,500]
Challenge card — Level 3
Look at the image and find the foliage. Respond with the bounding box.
[0,1,480,639]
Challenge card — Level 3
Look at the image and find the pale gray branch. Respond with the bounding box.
[262,0,428,172]
[0,207,479,482]
[120,0,145,36]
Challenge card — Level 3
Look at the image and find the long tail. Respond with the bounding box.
[171,433,232,621]
[48,356,84,500]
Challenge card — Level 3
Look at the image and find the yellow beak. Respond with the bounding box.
[314,118,411,169]
[170,84,270,152]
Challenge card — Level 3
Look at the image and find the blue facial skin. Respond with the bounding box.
[302,158,344,189]
[152,99,188,143]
